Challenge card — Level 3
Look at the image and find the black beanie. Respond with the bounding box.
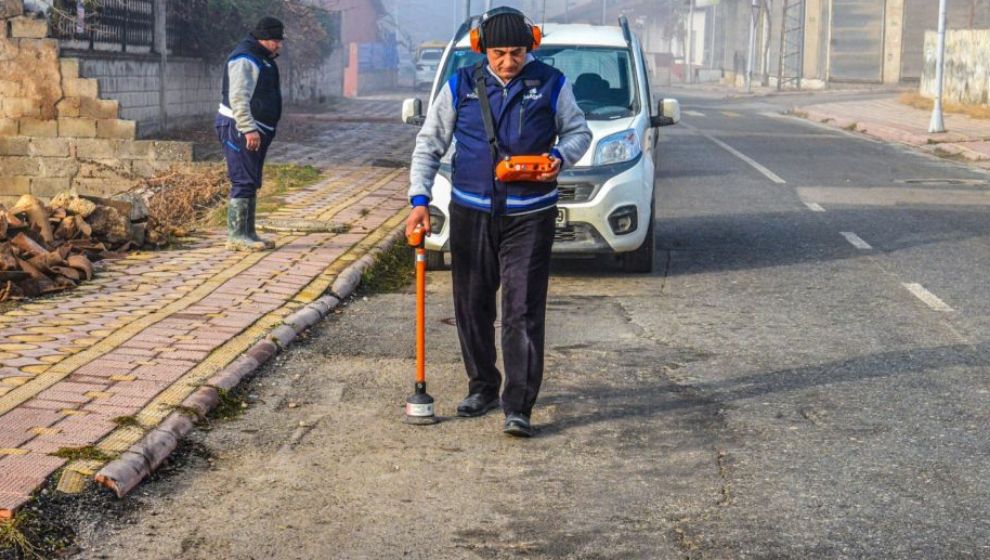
[252,16,284,40]
[481,13,533,51]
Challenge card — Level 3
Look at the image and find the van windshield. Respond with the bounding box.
[419,49,443,62]
[439,46,639,120]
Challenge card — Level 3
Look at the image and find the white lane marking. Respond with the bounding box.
[804,202,826,212]
[683,110,706,117]
[682,123,786,184]
[840,231,872,250]
[902,283,954,312]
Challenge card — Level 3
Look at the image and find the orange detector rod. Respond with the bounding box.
[404,225,438,425]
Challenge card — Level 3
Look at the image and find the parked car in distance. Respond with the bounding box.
[414,41,446,90]
[402,17,680,272]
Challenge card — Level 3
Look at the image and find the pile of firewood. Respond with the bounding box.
[0,190,159,302]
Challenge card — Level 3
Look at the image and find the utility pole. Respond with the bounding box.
[154,0,167,133]
[602,0,607,25]
[929,0,948,133]
[465,0,471,17]
[686,0,695,83]
[746,0,757,93]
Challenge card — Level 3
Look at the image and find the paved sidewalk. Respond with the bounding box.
[0,165,410,518]
[797,96,990,165]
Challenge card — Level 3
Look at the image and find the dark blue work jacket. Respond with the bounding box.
[449,60,565,215]
[221,35,282,130]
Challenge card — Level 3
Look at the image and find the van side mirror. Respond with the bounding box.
[402,98,425,125]
[650,98,681,127]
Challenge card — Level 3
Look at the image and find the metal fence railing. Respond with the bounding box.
[50,0,155,52]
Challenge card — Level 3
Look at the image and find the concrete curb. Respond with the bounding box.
[799,107,978,146]
[94,225,406,498]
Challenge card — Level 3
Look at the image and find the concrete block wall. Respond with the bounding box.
[921,30,990,107]
[0,6,192,206]
[77,55,221,137]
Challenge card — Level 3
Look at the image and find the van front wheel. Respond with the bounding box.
[621,213,655,273]
[426,250,447,270]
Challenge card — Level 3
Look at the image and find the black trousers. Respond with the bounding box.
[448,202,556,416]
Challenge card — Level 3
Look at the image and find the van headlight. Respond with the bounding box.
[594,129,641,166]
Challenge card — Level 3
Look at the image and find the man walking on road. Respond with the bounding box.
[406,7,591,437]
[216,17,284,251]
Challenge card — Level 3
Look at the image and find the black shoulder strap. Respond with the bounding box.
[473,64,502,161]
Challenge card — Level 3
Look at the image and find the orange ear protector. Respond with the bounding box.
[469,7,542,54]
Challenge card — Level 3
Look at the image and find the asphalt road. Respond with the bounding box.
[72,92,990,559]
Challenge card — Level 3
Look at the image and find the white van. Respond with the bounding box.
[402,17,679,272]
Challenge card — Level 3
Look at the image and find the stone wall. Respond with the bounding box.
[921,29,990,106]
[0,2,192,206]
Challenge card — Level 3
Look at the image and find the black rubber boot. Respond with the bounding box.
[226,198,266,251]
[246,197,275,249]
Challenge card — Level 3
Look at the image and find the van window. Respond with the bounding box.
[438,47,639,120]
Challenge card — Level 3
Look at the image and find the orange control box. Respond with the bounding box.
[495,155,557,182]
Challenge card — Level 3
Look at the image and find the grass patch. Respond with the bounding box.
[167,405,203,419]
[207,388,247,420]
[49,446,114,462]
[899,91,990,120]
[0,513,42,560]
[789,110,809,119]
[933,146,969,161]
[207,163,323,227]
[842,122,859,131]
[359,242,416,295]
[110,415,142,429]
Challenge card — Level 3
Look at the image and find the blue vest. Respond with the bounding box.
[450,60,565,215]
[221,36,282,130]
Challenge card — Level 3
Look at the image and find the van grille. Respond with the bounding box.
[557,183,595,202]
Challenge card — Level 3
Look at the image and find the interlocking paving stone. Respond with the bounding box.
[0,164,410,516]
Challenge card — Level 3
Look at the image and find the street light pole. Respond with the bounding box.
[686,0,695,84]
[746,0,757,93]
[602,0,607,25]
[465,0,472,17]
[929,0,948,133]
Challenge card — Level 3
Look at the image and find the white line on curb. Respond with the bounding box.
[682,123,787,184]
[902,283,954,312]
[804,202,826,212]
[840,231,872,250]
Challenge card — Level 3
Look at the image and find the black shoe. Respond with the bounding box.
[503,412,533,437]
[456,393,500,417]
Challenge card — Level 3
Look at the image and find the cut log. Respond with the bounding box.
[0,271,29,282]
[67,254,93,280]
[4,212,25,229]
[54,217,76,240]
[51,266,80,282]
[9,195,54,245]
[10,232,48,259]
[16,258,46,280]
[87,206,131,245]
[28,251,66,272]
[76,215,92,237]
[51,189,97,218]
[0,244,16,271]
